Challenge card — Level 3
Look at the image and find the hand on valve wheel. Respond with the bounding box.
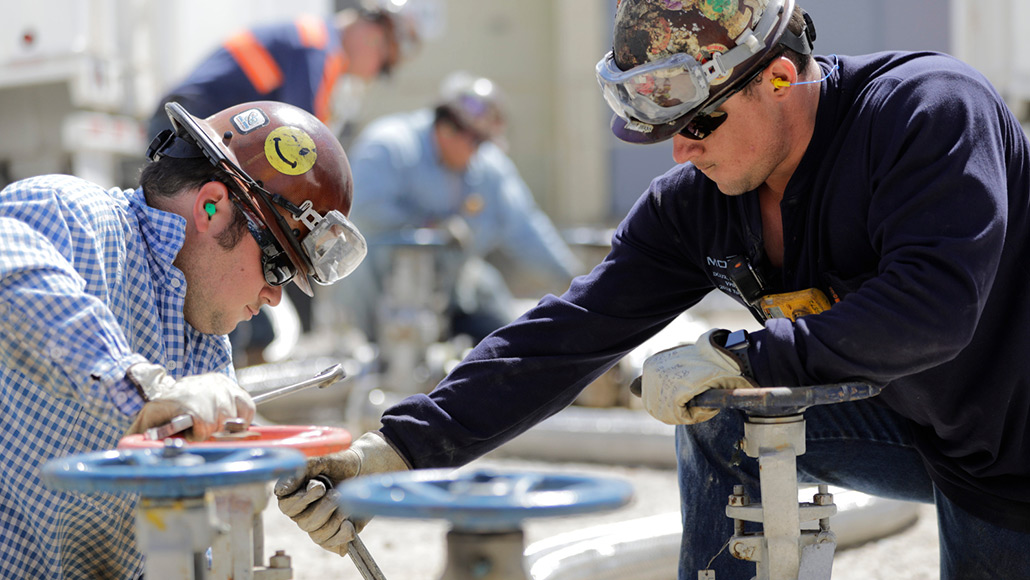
[123,362,255,441]
[642,329,758,425]
[275,431,410,554]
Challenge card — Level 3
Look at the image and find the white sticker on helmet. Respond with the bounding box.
[231,108,270,134]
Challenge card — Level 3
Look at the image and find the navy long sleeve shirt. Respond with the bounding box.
[380,52,1030,531]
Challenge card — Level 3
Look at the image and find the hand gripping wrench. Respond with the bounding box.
[145,364,346,440]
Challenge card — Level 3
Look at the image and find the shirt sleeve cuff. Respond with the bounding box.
[90,353,150,416]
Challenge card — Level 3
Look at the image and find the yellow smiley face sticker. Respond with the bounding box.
[264,126,317,175]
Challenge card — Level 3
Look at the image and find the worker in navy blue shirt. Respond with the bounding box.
[277,1,1030,577]
[147,1,421,141]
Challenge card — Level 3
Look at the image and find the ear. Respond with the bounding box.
[192,180,231,235]
[767,56,799,94]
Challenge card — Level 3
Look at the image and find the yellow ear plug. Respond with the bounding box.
[771,77,792,89]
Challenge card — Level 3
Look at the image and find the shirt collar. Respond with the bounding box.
[129,187,187,277]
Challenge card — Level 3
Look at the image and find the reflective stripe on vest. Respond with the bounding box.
[295,14,328,49]
[223,30,283,94]
[314,51,348,122]
[296,16,348,122]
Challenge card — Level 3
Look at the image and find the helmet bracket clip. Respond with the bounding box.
[296,200,324,232]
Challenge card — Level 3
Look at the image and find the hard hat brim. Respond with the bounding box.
[609,113,689,145]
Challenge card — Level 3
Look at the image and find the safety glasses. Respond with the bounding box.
[454,122,487,147]
[678,110,730,141]
[231,197,297,287]
[595,0,782,129]
[678,53,839,141]
[676,64,766,140]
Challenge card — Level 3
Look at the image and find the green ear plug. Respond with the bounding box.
[204,202,216,217]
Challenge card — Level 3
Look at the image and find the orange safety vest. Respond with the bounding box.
[221,14,348,123]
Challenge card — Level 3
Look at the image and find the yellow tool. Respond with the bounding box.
[728,257,835,322]
[758,288,832,321]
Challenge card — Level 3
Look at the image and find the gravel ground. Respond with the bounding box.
[260,456,940,580]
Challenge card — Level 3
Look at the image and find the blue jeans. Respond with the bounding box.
[675,398,1030,579]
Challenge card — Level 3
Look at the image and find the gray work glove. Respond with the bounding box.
[642,329,758,425]
[124,363,255,441]
[275,431,410,554]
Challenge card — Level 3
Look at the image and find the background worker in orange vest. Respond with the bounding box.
[146,0,422,365]
[146,0,421,142]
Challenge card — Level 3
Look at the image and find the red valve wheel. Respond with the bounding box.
[119,425,351,457]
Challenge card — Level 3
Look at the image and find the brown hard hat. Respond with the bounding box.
[168,100,355,296]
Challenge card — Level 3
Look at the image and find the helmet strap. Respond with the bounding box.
[264,192,321,233]
[776,10,816,56]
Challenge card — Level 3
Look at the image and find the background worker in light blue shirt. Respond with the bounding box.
[0,100,364,579]
[338,72,583,342]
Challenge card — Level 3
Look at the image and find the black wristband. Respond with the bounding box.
[723,329,753,377]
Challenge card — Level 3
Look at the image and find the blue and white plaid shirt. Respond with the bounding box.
[0,174,233,579]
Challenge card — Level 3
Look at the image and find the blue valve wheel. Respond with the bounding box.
[337,468,634,533]
[42,445,305,498]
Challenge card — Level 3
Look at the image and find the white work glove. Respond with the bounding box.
[124,363,255,441]
[642,329,758,425]
[275,431,409,555]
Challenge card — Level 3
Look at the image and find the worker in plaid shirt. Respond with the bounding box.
[0,100,366,578]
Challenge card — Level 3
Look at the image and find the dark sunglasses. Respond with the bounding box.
[678,110,729,140]
[677,60,770,141]
[231,197,297,287]
[449,118,486,147]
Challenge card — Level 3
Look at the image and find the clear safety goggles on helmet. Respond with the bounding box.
[154,100,367,293]
[595,0,782,126]
[230,191,367,288]
[228,179,368,288]
[296,202,368,285]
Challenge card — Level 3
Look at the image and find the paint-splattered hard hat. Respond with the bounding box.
[597,0,813,144]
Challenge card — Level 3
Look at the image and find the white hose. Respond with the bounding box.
[525,512,681,580]
[524,491,921,580]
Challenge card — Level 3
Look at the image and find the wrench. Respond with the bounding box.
[145,364,346,440]
[345,533,388,580]
[311,475,387,580]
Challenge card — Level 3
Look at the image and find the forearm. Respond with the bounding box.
[0,268,147,415]
[380,278,696,467]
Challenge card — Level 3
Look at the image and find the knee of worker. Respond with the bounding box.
[935,486,1030,579]
[675,411,757,484]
